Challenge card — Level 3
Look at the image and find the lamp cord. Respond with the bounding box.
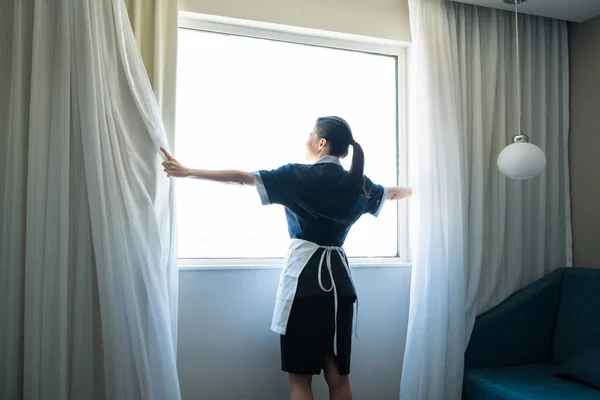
[515,2,521,135]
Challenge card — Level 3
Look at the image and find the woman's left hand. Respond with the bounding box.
[161,148,191,178]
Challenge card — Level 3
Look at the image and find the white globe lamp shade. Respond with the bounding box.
[497,134,546,179]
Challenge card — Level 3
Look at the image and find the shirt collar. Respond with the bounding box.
[314,155,342,166]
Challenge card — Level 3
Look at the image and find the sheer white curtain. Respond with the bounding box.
[125,0,178,146]
[401,1,571,399]
[0,1,180,399]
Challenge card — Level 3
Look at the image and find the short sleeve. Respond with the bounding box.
[363,176,388,217]
[253,164,297,206]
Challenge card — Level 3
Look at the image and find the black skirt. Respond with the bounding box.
[280,296,355,375]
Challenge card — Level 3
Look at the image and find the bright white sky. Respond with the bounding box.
[175,28,399,258]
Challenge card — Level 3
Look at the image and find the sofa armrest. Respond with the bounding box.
[465,268,566,369]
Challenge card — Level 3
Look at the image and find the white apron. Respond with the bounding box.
[271,238,357,355]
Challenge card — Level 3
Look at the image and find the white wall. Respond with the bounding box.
[569,16,600,269]
[179,0,411,42]
[178,266,411,399]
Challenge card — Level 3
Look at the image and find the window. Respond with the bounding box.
[175,14,408,262]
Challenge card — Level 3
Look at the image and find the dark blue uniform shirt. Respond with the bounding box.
[254,156,387,246]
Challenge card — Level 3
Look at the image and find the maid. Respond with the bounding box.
[162,116,412,400]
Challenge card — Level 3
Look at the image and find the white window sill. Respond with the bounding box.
[178,258,412,271]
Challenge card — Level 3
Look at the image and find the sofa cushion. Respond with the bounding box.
[465,268,565,369]
[556,343,600,390]
[553,268,600,365]
[463,363,600,399]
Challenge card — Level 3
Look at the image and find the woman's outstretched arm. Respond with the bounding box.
[160,148,255,186]
[386,186,412,201]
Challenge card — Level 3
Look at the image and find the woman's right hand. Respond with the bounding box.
[160,148,191,178]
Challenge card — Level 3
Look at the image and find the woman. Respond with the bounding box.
[162,116,411,400]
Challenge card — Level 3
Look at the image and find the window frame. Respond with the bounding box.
[177,12,411,268]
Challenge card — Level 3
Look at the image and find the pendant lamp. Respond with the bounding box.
[497,0,546,179]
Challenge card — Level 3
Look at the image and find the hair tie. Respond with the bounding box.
[350,139,356,145]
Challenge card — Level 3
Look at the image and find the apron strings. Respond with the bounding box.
[317,247,358,356]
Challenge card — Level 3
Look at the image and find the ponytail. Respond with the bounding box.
[349,141,368,197]
[314,116,367,196]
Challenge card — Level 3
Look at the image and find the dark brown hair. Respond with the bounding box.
[315,116,367,197]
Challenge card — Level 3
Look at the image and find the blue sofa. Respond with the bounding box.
[463,267,600,399]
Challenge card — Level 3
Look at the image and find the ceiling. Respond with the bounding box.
[451,0,600,23]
